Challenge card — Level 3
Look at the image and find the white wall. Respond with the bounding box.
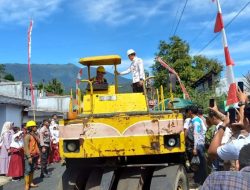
[36,96,70,112]
[0,105,7,131]
[0,81,23,98]
[5,105,23,128]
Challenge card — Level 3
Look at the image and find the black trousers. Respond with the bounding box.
[41,146,50,174]
[132,82,144,93]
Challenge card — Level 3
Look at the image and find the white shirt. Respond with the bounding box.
[217,134,250,161]
[49,120,58,133]
[120,56,145,83]
[10,131,23,149]
[215,122,232,145]
[184,118,191,130]
[51,129,59,144]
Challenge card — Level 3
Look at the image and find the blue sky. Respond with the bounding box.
[0,0,250,79]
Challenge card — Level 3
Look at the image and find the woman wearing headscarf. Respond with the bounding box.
[8,131,24,180]
[51,126,60,162]
[0,122,14,175]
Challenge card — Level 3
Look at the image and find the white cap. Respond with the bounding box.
[127,49,136,56]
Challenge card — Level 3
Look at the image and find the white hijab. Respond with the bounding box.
[0,121,13,146]
[51,126,59,144]
[10,131,24,149]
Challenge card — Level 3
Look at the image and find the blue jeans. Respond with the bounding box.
[194,144,208,185]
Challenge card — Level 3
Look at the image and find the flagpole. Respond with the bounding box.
[213,0,238,105]
[28,20,36,120]
[76,68,83,112]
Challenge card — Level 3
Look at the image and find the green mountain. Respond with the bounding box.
[4,63,132,93]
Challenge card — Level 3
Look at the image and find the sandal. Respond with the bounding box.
[30,183,38,188]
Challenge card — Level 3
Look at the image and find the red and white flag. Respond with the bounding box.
[213,0,238,105]
[76,68,83,106]
[214,12,224,33]
[157,57,191,100]
[76,68,83,87]
[27,20,35,106]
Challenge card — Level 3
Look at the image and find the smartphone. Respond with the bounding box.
[238,81,244,92]
[228,108,236,124]
[209,99,215,107]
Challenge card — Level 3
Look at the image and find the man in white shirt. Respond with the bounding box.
[208,111,232,145]
[116,49,145,92]
[207,111,232,171]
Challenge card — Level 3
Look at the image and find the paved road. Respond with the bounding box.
[3,163,65,190]
[2,164,199,190]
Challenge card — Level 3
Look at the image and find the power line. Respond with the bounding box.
[173,0,189,36]
[190,0,227,46]
[196,1,250,55]
[168,0,183,38]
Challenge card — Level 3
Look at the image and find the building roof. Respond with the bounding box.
[0,95,31,107]
[192,70,218,88]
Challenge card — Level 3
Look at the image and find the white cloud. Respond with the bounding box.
[192,39,250,57]
[72,0,171,25]
[231,41,250,54]
[0,0,63,24]
[186,0,213,11]
[193,48,223,57]
[196,3,250,32]
[143,58,155,71]
[236,59,250,66]
[228,30,250,38]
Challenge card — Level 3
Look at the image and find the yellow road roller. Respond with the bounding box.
[58,55,189,190]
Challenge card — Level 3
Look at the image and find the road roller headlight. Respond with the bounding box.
[164,135,180,148]
[64,140,80,153]
[167,138,176,147]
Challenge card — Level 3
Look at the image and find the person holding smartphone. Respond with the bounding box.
[208,88,250,162]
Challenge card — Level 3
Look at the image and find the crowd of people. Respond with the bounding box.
[184,88,250,189]
[0,114,60,190]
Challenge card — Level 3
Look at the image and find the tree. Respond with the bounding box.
[0,64,5,78]
[44,78,64,95]
[4,73,15,81]
[152,36,223,107]
[36,82,44,91]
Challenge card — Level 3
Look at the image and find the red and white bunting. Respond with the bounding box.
[28,20,35,106]
[157,57,191,100]
[213,0,238,105]
[76,68,83,106]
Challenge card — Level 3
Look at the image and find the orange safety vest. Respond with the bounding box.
[29,135,39,157]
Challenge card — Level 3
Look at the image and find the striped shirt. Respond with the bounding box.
[201,166,250,190]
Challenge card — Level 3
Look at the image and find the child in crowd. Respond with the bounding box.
[51,126,60,162]
[8,131,24,181]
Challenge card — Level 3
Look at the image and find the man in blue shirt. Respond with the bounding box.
[187,105,207,185]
